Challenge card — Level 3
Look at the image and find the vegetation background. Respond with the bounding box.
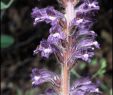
[1,0,112,95]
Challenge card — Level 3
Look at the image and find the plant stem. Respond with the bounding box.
[60,1,76,95]
[61,64,70,95]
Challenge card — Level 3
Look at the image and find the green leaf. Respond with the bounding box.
[100,83,109,91]
[92,58,107,78]
[71,69,81,78]
[91,58,98,65]
[100,58,107,69]
[25,89,36,95]
[1,34,14,48]
[79,63,86,70]
[16,88,23,95]
[98,69,106,77]
[1,0,14,10]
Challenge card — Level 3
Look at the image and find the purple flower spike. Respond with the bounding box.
[31,0,101,94]
[34,40,53,58]
[31,68,60,87]
[70,78,101,95]
[31,7,64,25]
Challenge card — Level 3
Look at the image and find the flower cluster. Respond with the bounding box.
[31,69,100,95]
[32,0,99,64]
[31,0,100,95]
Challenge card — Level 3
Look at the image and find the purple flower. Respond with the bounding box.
[70,78,101,95]
[34,40,53,58]
[31,68,60,87]
[71,19,93,30]
[31,6,64,25]
[32,7,67,59]
[75,0,99,19]
[72,38,99,62]
[37,78,101,95]
[74,0,100,33]
[76,30,97,37]
[47,31,66,45]
[70,25,99,63]
[49,18,67,33]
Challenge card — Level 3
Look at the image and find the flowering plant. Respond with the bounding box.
[31,0,101,95]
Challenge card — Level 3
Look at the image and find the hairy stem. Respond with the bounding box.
[61,1,76,95]
[61,64,70,95]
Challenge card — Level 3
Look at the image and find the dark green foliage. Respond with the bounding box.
[1,34,14,48]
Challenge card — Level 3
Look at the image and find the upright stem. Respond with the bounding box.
[61,1,76,95]
[61,64,70,95]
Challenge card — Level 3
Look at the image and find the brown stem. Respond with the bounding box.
[61,64,70,95]
[60,1,77,95]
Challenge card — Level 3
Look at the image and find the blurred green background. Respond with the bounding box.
[1,0,112,95]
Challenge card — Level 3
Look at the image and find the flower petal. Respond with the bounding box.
[71,19,93,30]
[76,39,99,49]
[71,31,99,62]
[70,78,100,95]
[33,40,53,58]
[47,32,66,45]
[31,68,60,87]
[75,0,99,16]
[31,7,63,25]
[77,30,97,37]
[73,43,99,62]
